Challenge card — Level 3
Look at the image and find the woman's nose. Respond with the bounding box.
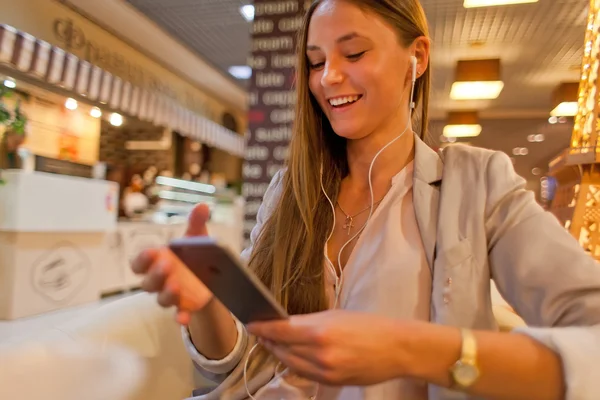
[321,62,344,87]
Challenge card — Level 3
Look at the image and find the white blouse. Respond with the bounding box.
[318,161,431,400]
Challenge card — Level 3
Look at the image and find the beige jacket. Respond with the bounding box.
[186,135,600,399]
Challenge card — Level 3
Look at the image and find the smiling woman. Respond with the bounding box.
[133,1,600,400]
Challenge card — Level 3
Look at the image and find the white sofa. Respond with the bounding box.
[2,291,525,400]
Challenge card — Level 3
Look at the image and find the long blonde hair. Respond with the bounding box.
[248,0,432,316]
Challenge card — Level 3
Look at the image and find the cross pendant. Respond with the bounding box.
[342,216,354,235]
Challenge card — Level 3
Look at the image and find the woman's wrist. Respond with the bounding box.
[391,320,462,386]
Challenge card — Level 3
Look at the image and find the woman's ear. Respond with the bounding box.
[412,36,431,78]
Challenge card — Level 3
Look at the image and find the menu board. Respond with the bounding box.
[242,1,308,246]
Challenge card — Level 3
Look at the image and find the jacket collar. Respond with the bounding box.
[412,133,443,271]
[413,133,444,185]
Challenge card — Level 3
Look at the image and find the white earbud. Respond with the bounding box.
[410,56,417,110]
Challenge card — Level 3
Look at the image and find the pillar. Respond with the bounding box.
[242,1,308,247]
[549,0,600,259]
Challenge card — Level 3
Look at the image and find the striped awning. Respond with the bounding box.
[0,24,245,157]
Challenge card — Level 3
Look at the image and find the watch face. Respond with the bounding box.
[453,362,480,387]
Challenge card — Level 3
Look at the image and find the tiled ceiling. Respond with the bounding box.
[125,0,587,190]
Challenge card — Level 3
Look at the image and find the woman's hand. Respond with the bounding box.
[247,310,415,386]
[131,204,214,325]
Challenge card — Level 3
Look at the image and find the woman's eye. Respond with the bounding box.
[347,51,366,61]
[309,61,325,70]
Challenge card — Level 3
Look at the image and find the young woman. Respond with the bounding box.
[132,0,600,399]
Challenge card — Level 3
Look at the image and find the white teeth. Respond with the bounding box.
[329,95,360,107]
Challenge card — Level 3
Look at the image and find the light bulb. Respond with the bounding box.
[110,113,123,127]
[65,98,78,110]
[90,107,102,118]
[3,78,16,88]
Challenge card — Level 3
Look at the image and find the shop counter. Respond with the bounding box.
[0,170,245,319]
[0,170,118,320]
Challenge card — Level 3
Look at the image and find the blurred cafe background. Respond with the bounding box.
[0,0,598,398]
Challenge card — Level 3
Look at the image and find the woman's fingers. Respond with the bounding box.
[157,279,180,308]
[131,248,159,274]
[140,256,172,293]
[186,204,210,236]
[176,310,192,326]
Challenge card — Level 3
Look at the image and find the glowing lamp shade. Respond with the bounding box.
[443,111,482,138]
[450,59,504,100]
[443,124,482,138]
[464,0,538,7]
[450,81,505,100]
[550,82,579,117]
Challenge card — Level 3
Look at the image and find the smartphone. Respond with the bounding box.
[169,236,288,324]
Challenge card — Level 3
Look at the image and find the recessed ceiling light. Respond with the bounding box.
[3,77,16,88]
[548,116,558,124]
[532,167,542,175]
[527,134,536,142]
[110,112,123,127]
[513,147,529,156]
[534,134,545,142]
[240,5,255,22]
[228,65,252,80]
[464,0,538,7]
[65,98,78,110]
[90,107,102,118]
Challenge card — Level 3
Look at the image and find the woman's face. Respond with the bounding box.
[307,0,414,140]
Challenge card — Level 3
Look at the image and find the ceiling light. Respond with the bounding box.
[532,167,542,176]
[3,77,16,88]
[240,5,255,22]
[90,107,102,118]
[65,98,78,110]
[443,124,482,138]
[527,134,536,142]
[450,81,505,100]
[443,111,482,138]
[450,59,504,100]
[548,116,558,124]
[534,134,545,142]
[110,112,123,127]
[513,147,529,156]
[464,0,538,7]
[551,102,578,117]
[550,82,579,117]
[228,65,252,80]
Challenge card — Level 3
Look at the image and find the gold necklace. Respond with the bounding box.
[336,198,384,235]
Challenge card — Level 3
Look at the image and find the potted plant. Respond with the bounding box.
[0,85,28,184]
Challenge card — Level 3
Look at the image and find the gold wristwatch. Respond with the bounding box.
[449,328,480,390]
